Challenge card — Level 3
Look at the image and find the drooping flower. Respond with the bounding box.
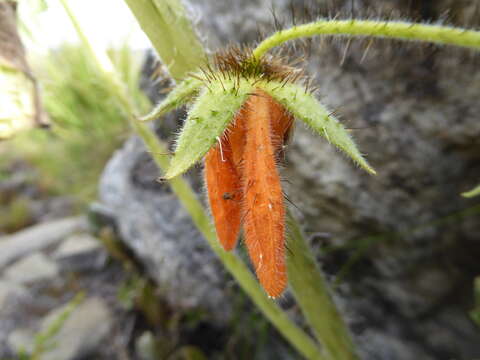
[141,47,375,298]
[205,87,294,297]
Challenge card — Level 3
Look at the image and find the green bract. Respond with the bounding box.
[141,53,376,179]
[262,81,375,174]
[165,78,253,179]
[139,77,203,122]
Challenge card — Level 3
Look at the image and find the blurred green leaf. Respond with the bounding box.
[471,277,480,327]
[462,184,480,198]
[173,346,208,360]
[8,44,149,202]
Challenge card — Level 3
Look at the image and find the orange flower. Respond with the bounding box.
[142,47,375,298]
[205,89,293,298]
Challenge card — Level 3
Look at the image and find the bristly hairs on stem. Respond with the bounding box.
[253,19,480,59]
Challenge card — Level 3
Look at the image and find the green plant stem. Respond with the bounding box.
[123,0,206,81]
[471,276,480,326]
[287,212,358,360]
[462,184,480,198]
[60,1,323,358]
[253,19,480,58]
[32,292,85,359]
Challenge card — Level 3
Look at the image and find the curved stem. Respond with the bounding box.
[253,19,480,58]
[286,212,359,360]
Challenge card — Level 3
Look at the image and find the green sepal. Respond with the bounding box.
[139,76,203,122]
[462,183,480,198]
[164,78,253,179]
[262,81,376,175]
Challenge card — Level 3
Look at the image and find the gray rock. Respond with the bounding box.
[358,330,433,360]
[8,297,114,360]
[53,233,101,259]
[4,253,59,284]
[53,233,105,272]
[40,297,113,360]
[7,328,35,355]
[0,216,87,269]
[0,280,27,309]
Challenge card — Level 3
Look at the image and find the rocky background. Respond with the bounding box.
[100,0,480,359]
[1,0,480,359]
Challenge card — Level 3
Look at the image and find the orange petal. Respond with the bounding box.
[268,93,294,151]
[205,138,242,251]
[242,89,287,298]
[227,105,247,169]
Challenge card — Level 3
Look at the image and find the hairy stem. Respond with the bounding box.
[287,212,359,360]
[254,19,480,58]
[123,0,205,81]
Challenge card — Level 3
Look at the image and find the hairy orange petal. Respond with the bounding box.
[227,106,247,169]
[242,89,288,298]
[205,138,242,251]
[268,94,294,151]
